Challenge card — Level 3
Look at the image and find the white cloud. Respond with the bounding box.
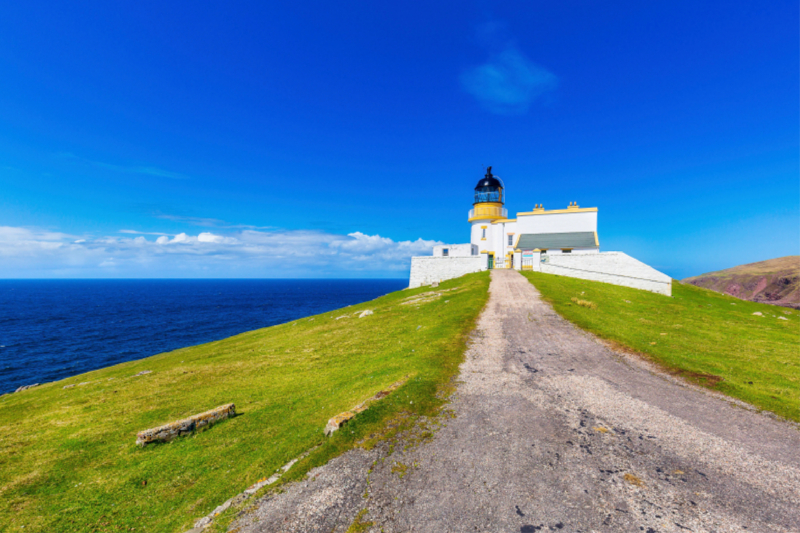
[0,225,440,278]
[461,47,557,114]
[153,214,273,230]
[0,226,75,243]
[155,214,227,227]
[119,229,171,236]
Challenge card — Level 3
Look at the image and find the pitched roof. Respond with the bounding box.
[516,232,597,250]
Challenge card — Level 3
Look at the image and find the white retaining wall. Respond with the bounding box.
[540,252,672,296]
[409,256,486,288]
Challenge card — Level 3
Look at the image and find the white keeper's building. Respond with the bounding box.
[409,167,672,296]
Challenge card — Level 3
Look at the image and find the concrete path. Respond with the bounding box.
[230,270,800,533]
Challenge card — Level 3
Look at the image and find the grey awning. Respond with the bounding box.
[516,232,597,250]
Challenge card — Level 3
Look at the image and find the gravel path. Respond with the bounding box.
[230,270,800,533]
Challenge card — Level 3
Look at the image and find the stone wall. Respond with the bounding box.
[136,403,236,446]
[409,256,486,288]
[540,252,672,296]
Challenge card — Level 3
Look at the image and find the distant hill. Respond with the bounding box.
[683,256,800,309]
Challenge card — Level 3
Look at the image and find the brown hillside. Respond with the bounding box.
[682,256,800,309]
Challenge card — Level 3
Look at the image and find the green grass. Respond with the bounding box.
[0,272,490,533]
[521,272,800,422]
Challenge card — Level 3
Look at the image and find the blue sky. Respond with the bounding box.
[0,1,797,278]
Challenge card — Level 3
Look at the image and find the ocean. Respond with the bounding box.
[0,279,407,395]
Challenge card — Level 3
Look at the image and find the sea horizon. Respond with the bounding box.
[0,278,408,395]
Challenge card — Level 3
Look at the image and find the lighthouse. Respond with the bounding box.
[469,167,509,268]
[409,167,671,295]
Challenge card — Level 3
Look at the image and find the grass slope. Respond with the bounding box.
[0,272,489,533]
[521,272,799,422]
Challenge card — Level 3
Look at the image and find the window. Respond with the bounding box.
[481,228,486,239]
[562,249,572,254]
[442,248,449,257]
[508,235,514,246]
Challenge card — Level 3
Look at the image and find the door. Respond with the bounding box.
[488,254,494,269]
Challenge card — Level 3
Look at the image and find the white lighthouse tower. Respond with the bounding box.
[468,167,508,268]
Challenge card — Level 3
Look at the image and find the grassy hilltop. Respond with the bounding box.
[0,272,490,533]
[3,268,797,532]
[522,271,799,422]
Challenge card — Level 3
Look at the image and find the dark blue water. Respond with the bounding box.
[0,279,407,395]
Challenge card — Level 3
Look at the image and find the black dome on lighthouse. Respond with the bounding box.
[475,176,503,190]
[473,166,504,204]
[474,166,504,191]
